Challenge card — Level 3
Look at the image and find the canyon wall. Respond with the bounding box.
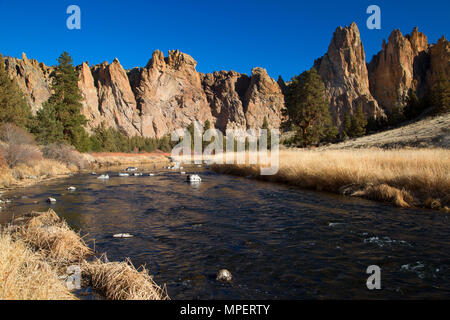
[3,23,448,137]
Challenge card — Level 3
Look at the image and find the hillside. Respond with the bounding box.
[319,113,450,150]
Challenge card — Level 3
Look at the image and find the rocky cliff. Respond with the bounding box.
[4,50,285,138]
[2,23,447,137]
[4,53,53,114]
[367,27,430,112]
[314,22,384,127]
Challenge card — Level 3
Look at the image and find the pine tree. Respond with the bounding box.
[32,102,64,144]
[36,52,88,151]
[342,112,352,138]
[261,116,272,149]
[283,68,335,147]
[431,73,450,115]
[403,90,422,120]
[349,104,367,137]
[0,55,32,128]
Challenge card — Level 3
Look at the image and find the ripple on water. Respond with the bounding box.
[2,168,449,299]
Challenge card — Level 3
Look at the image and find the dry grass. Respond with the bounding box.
[2,209,168,300]
[0,159,77,189]
[91,152,169,167]
[10,209,92,266]
[0,232,76,300]
[83,256,169,301]
[211,148,450,210]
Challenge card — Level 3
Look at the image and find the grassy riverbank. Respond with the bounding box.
[0,209,168,300]
[0,151,169,190]
[211,148,450,211]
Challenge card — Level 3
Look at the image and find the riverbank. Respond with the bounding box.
[0,209,168,300]
[0,152,170,191]
[211,148,450,211]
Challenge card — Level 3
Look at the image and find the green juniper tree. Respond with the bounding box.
[0,55,33,128]
[283,68,336,147]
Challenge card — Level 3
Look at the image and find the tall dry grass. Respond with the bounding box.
[211,149,450,210]
[83,257,169,300]
[3,210,168,300]
[11,209,93,266]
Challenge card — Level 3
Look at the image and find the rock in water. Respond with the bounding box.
[187,174,202,182]
[47,197,57,203]
[113,233,134,238]
[216,269,233,283]
[67,186,76,191]
[97,174,110,180]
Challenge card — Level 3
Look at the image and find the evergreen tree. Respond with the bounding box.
[349,104,367,137]
[283,68,335,147]
[32,102,64,144]
[0,55,32,128]
[430,73,450,115]
[388,104,405,126]
[261,116,272,149]
[342,112,352,138]
[403,90,422,120]
[36,52,88,151]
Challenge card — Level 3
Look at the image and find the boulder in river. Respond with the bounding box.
[216,269,232,283]
[47,197,57,203]
[187,174,202,182]
[67,186,76,191]
[97,174,110,180]
[113,233,134,238]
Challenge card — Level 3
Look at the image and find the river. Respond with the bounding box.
[1,167,449,299]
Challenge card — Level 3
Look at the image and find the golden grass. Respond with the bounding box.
[91,152,169,167]
[11,209,92,266]
[211,148,450,210]
[2,210,169,300]
[83,256,169,301]
[0,232,76,300]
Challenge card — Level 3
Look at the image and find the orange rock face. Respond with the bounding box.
[4,53,52,114]
[314,22,384,128]
[368,27,429,112]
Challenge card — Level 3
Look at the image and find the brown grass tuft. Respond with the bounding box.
[83,256,169,300]
[11,209,92,265]
[0,232,76,300]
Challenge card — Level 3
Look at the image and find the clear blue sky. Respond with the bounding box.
[0,0,448,80]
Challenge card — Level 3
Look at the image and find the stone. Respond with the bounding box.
[368,27,429,112]
[314,22,385,128]
[216,269,232,282]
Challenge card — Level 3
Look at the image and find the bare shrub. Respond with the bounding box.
[0,144,43,168]
[42,143,88,169]
[0,123,35,145]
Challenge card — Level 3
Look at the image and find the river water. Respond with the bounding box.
[1,167,449,299]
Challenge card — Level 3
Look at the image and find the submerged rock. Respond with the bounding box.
[47,197,57,203]
[113,233,134,238]
[216,269,232,283]
[187,174,202,182]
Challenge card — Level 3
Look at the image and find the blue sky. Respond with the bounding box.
[0,0,448,80]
